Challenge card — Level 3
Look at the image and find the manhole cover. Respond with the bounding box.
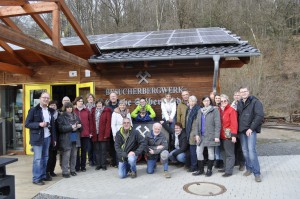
[183,182,227,196]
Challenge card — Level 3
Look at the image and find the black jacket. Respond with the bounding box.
[162,122,188,157]
[115,127,146,162]
[185,105,201,141]
[237,96,264,133]
[25,104,56,146]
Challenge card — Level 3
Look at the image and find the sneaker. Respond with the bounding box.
[239,165,245,171]
[164,171,171,178]
[33,180,45,186]
[62,174,70,178]
[130,172,137,178]
[255,175,262,182]
[70,172,77,176]
[243,170,252,176]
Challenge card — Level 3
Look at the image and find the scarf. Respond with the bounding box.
[201,105,212,116]
[86,102,95,112]
[95,107,104,134]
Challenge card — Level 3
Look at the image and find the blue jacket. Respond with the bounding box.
[25,104,56,146]
[134,112,153,122]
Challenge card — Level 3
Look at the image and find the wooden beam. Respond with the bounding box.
[52,4,61,48]
[238,57,250,64]
[0,0,28,6]
[0,41,27,66]
[0,23,90,68]
[1,17,50,65]
[0,61,33,76]
[59,0,96,55]
[0,2,57,18]
[220,60,245,68]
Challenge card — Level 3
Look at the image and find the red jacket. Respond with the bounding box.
[219,105,238,140]
[74,107,91,137]
[91,107,112,142]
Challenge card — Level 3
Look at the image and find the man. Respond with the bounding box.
[237,86,264,182]
[107,91,120,167]
[25,92,56,185]
[231,91,241,111]
[115,118,145,178]
[145,123,171,178]
[177,89,189,128]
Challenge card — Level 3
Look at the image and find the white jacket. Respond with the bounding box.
[111,109,132,137]
[161,98,176,121]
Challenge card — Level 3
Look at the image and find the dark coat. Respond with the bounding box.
[162,122,188,157]
[91,107,112,142]
[144,130,168,160]
[57,112,81,151]
[106,99,120,112]
[114,128,146,162]
[237,96,264,133]
[195,106,221,147]
[185,105,201,143]
[25,104,56,146]
[74,107,91,137]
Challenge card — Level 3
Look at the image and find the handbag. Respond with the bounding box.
[224,128,232,139]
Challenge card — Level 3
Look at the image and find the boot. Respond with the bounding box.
[214,160,223,169]
[192,161,204,176]
[205,160,214,177]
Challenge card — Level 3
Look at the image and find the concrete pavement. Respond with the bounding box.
[3,127,300,199]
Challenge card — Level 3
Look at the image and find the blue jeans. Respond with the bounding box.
[214,146,223,160]
[239,131,261,176]
[32,136,50,183]
[169,149,186,163]
[118,155,137,179]
[190,145,197,170]
[147,159,168,174]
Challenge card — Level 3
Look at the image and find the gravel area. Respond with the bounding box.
[257,141,300,156]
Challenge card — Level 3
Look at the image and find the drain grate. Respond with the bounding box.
[183,182,227,196]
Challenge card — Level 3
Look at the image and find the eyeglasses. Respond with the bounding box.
[221,100,228,103]
[78,100,84,102]
[41,97,50,99]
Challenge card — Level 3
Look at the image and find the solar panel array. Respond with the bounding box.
[93,27,241,50]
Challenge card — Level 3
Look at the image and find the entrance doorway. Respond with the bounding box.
[52,85,76,109]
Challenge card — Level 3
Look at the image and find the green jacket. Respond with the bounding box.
[131,104,156,119]
[177,102,188,128]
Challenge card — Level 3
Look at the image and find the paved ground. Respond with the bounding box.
[2,127,300,199]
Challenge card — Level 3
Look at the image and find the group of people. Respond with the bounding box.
[25,85,264,185]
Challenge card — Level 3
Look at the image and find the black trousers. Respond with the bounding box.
[46,146,57,173]
[235,136,245,166]
[93,141,108,167]
[108,131,117,166]
[76,137,90,170]
[88,138,95,165]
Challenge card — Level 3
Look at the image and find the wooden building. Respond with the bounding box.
[0,1,260,155]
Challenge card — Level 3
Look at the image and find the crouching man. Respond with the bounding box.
[145,123,171,178]
[115,118,146,178]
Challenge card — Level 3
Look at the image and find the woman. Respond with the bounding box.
[74,96,91,172]
[161,92,177,129]
[185,95,200,172]
[57,102,81,178]
[193,96,221,177]
[91,98,112,170]
[111,99,132,140]
[218,94,237,177]
[85,93,95,166]
[161,121,188,165]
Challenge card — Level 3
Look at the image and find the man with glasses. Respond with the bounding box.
[115,118,145,178]
[237,86,264,182]
[25,92,56,185]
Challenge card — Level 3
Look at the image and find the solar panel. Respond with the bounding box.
[95,27,240,50]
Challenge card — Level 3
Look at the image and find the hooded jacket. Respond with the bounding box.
[131,104,156,119]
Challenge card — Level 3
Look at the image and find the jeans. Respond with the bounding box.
[147,159,168,174]
[32,136,50,183]
[118,155,137,178]
[169,149,186,163]
[214,146,223,160]
[239,131,261,176]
